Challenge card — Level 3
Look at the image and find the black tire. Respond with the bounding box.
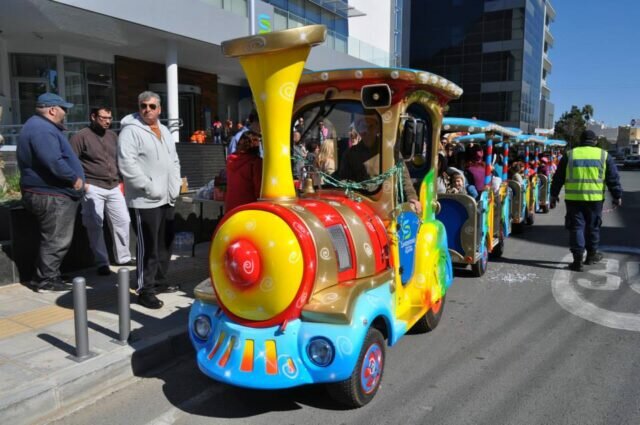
[490,238,504,259]
[540,205,549,214]
[512,222,524,234]
[525,213,535,225]
[471,247,488,277]
[327,327,385,408]
[411,295,446,333]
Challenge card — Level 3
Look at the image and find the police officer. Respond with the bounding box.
[550,130,622,271]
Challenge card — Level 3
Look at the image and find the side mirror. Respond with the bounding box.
[361,84,392,109]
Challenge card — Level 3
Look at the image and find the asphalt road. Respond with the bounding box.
[49,170,640,425]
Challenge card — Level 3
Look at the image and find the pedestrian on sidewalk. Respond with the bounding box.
[550,130,623,271]
[70,106,132,277]
[17,93,85,292]
[118,91,182,309]
[224,130,262,214]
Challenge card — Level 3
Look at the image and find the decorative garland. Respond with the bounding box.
[292,152,406,203]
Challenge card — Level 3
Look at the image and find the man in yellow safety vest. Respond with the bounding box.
[550,130,622,271]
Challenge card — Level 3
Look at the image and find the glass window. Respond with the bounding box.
[293,101,382,192]
[274,9,288,30]
[224,0,247,16]
[288,0,304,17]
[63,57,114,123]
[335,34,347,53]
[64,58,87,122]
[305,2,321,23]
[320,10,335,31]
[334,17,347,36]
[11,54,58,92]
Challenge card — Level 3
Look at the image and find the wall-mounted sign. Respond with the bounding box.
[255,0,273,34]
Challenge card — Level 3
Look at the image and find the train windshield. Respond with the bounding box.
[292,101,382,191]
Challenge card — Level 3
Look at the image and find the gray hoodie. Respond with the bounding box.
[117,113,181,209]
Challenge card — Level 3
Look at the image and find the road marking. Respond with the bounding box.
[551,246,640,332]
[577,259,620,290]
[628,261,640,295]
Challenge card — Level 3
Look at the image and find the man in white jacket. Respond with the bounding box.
[118,91,182,309]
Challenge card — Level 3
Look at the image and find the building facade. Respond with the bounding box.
[406,0,555,132]
[0,0,390,144]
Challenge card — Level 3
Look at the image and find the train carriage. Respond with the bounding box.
[188,25,461,408]
[437,118,518,276]
[510,134,546,229]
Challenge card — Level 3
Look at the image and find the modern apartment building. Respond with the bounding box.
[0,0,391,143]
[406,0,555,132]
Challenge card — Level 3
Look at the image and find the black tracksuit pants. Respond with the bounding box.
[130,204,175,295]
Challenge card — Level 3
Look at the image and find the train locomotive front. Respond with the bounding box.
[189,24,461,407]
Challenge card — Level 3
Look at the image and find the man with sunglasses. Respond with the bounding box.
[17,93,85,292]
[118,91,182,309]
[70,106,132,277]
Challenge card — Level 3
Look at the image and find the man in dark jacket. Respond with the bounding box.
[17,93,85,292]
[70,107,132,276]
[550,130,622,271]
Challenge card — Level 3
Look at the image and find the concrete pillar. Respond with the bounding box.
[165,40,179,143]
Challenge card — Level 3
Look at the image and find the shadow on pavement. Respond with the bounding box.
[142,354,352,419]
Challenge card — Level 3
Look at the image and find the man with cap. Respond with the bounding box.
[17,93,85,292]
[550,130,622,271]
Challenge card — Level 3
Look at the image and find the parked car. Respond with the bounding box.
[623,155,640,168]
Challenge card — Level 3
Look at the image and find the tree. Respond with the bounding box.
[554,105,595,148]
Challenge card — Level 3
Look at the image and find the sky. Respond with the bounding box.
[550,0,640,127]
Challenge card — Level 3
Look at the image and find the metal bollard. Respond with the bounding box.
[117,268,130,344]
[72,277,90,360]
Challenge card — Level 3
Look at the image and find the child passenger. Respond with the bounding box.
[446,168,479,199]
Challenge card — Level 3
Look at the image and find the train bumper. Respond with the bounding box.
[188,300,365,389]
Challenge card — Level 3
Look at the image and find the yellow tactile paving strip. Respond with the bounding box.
[0,319,32,339]
[0,305,74,339]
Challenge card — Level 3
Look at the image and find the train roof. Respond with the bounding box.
[297,67,463,103]
[516,134,547,144]
[545,139,567,147]
[442,117,520,138]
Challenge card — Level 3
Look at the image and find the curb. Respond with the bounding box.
[0,327,193,425]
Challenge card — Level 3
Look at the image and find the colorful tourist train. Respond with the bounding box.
[188,24,566,407]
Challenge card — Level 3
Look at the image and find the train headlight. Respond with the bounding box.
[193,315,212,341]
[307,337,334,367]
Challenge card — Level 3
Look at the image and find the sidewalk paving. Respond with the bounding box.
[0,243,211,425]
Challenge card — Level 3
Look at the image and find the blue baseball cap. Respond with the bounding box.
[36,93,74,109]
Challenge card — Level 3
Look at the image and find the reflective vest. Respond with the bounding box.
[565,146,607,201]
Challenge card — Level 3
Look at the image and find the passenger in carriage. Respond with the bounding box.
[464,145,487,193]
[508,162,524,184]
[315,138,336,175]
[337,115,421,214]
[436,153,449,194]
[446,168,478,198]
[538,156,550,176]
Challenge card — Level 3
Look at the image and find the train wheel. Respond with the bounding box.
[525,213,535,225]
[541,205,549,213]
[411,295,446,333]
[512,222,524,234]
[471,247,488,277]
[490,232,504,259]
[327,328,385,408]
